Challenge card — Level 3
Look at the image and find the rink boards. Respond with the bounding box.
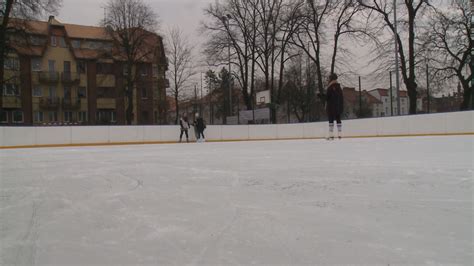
[1,111,473,148]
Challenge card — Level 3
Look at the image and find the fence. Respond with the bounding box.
[0,111,472,148]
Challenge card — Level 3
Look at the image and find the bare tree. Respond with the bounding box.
[0,0,62,108]
[357,0,432,114]
[102,0,158,124]
[203,0,259,113]
[165,26,195,124]
[329,0,369,74]
[424,0,472,110]
[275,0,304,110]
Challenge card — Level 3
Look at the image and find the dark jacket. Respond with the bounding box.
[195,117,206,132]
[325,82,344,116]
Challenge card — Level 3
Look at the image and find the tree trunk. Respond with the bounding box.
[126,87,134,125]
[174,90,179,125]
[460,79,471,110]
[407,80,418,114]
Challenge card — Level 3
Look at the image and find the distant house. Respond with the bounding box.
[368,88,422,116]
[342,87,383,118]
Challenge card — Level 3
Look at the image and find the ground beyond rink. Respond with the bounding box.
[1,136,472,265]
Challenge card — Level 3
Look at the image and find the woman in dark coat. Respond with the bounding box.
[325,73,344,139]
[194,113,206,142]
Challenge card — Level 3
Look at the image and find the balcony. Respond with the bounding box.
[97,98,116,109]
[62,97,81,110]
[96,74,116,87]
[61,72,81,84]
[39,97,60,110]
[38,71,60,84]
[2,96,22,108]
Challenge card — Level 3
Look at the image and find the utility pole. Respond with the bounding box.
[200,72,203,115]
[394,0,401,115]
[358,76,362,118]
[390,71,393,116]
[426,63,430,113]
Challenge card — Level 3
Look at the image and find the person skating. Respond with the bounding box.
[179,113,190,143]
[321,73,344,140]
[194,113,206,142]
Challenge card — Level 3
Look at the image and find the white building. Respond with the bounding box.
[368,88,422,116]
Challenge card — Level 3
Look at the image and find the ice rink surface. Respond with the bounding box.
[1,136,473,265]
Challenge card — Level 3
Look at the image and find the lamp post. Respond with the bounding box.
[222,14,233,123]
[394,0,401,115]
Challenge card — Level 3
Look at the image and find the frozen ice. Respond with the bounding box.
[1,136,473,265]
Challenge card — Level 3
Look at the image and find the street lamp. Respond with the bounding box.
[222,14,233,123]
[393,0,401,115]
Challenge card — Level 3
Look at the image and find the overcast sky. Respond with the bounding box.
[56,0,456,93]
[58,0,213,44]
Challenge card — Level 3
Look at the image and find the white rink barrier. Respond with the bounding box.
[0,111,473,148]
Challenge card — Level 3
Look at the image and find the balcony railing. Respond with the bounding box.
[39,97,60,110]
[61,72,81,84]
[62,97,81,110]
[2,95,22,108]
[38,71,59,83]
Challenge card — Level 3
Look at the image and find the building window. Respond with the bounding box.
[141,87,148,99]
[141,111,149,123]
[0,110,7,123]
[34,111,44,123]
[13,111,23,123]
[51,36,57,47]
[30,35,46,45]
[97,63,113,75]
[78,111,87,122]
[63,87,71,99]
[97,110,116,124]
[33,86,42,97]
[64,111,73,122]
[48,60,55,72]
[71,40,81,49]
[3,84,20,96]
[123,65,129,76]
[31,58,41,71]
[48,111,58,122]
[139,65,148,76]
[4,57,19,70]
[58,37,67,48]
[77,61,86,74]
[48,87,56,97]
[78,87,87,98]
[152,65,159,77]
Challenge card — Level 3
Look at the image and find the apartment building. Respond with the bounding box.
[1,16,168,126]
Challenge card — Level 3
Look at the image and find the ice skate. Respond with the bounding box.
[327,123,334,140]
[337,123,342,140]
